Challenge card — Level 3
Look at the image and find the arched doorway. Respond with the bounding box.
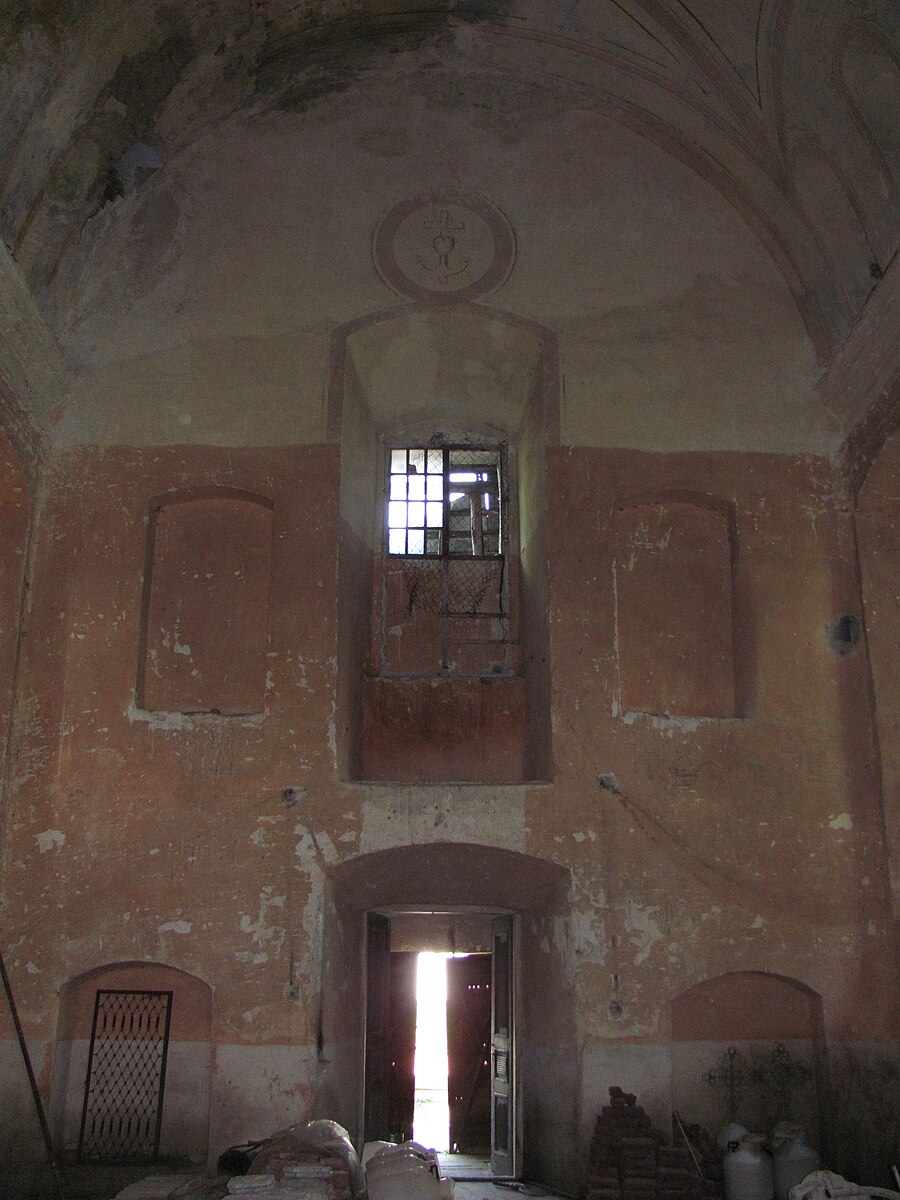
[317,842,575,1190]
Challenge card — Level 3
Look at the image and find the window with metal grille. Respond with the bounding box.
[381,442,511,675]
[387,446,503,558]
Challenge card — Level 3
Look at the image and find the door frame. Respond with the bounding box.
[359,905,520,1178]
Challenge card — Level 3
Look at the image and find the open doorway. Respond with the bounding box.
[364,909,515,1181]
[320,843,576,1194]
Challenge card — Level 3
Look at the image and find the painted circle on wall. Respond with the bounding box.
[373,191,516,302]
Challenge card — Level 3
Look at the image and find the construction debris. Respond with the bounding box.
[586,1088,707,1200]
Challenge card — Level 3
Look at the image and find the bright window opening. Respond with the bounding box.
[388,446,503,558]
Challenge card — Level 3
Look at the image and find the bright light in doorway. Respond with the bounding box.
[413,953,450,1150]
[412,952,469,1151]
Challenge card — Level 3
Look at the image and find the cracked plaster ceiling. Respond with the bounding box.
[0,0,897,452]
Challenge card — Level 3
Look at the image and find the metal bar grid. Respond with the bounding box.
[382,442,511,676]
[77,989,173,1164]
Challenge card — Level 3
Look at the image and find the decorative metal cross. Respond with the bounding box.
[703,1046,749,1121]
[753,1041,811,1121]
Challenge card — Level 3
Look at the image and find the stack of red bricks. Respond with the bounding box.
[658,1145,703,1200]
[586,1087,702,1200]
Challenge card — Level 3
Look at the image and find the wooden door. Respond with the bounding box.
[364,913,391,1142]
[387,951,417,1143]
[446,954,492,1154]
[490,916,515,1177]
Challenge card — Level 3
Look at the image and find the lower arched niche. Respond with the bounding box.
[316,842,578,1195]
[670,971,826,1151]
[51,961,213,1166]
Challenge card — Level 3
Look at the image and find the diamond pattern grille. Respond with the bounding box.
[78,990,172,1163]
[401,556,503,616]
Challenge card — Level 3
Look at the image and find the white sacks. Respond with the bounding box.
[364,1142,455,1200]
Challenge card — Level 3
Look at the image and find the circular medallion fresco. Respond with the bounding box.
[373,191,516,302]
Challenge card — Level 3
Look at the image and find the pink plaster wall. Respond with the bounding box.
[857,426,900,926]
[0,425,29,798]
[0,440,895,1183]
[139,492,274,715]
[671,972,821,1041]
[614,500,735,718]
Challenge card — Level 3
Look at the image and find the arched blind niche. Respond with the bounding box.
[613,498,736,719]
[138,489,274,715]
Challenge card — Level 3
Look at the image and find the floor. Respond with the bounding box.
[453,1183,571,1199]
[438,1154,572,1199]
[439,1153,494,1179]
[61,1155,573,1200]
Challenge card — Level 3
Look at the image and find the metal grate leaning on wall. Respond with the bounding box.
[78,989,173,1163]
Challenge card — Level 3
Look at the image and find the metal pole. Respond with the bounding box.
[672,1109,706,1180]
[0,945,66,1200]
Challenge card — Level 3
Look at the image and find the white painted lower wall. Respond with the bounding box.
[670,1039,821,1145]
[50,1038,211,1163]
[0,1038,57,1200]
[207,1042,320,1161]
[0,1037,50,1157]
[522,1039,581,1196]
[580,1040,674,1145]
[1,1036,898,1196]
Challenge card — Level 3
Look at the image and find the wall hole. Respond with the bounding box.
[828,614,861,653]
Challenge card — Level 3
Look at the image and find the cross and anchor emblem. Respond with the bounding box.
[374,191,515,300]
[416,208,471,283]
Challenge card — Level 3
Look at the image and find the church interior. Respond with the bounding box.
[0,0,897,1197]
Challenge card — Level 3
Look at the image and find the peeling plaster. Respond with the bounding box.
[621,710,705,735]
[126,701,266,729]
[359,784,527,855]
[239,887,286,956]
[294,823,338,866]
[251,815,281,847]
[127,701,196,730]
[624,901,664,966]
[35,829,65,852]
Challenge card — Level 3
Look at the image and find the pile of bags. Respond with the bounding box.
[112,1123,459,1199]
[362,1141,455,1200]
[216,1119,365,1199]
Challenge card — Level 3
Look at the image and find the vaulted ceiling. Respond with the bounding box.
[0,1,897,453]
